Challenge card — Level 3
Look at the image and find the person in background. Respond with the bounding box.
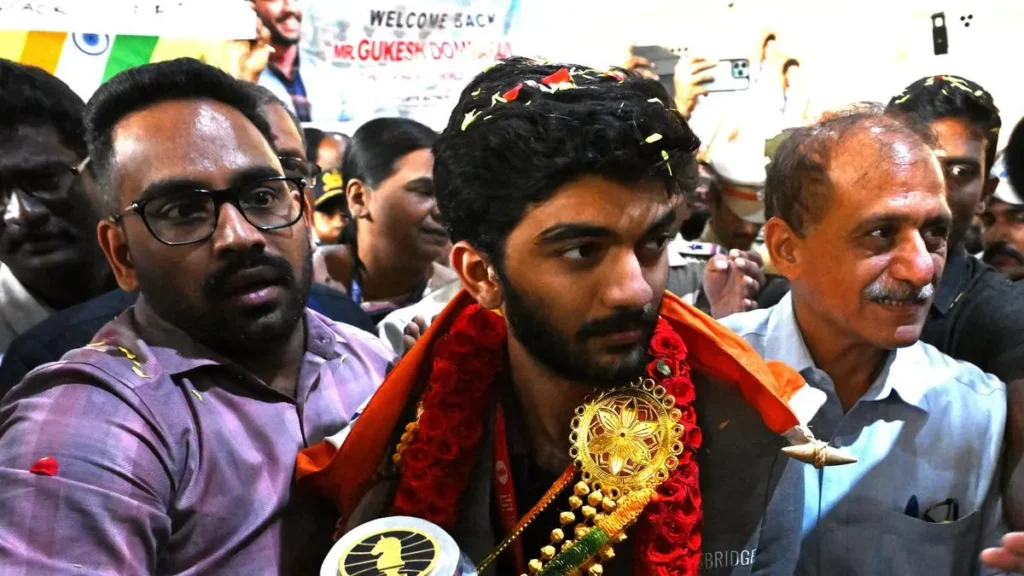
[313,118,455,324]
[889,76,1000,257]
[700,141,766,251]
[980,151,1024,280]
[311,167,347,244]
[0,83,375,396]
[0,60,114,361]
[0,58,393,571]
[253,0,310,121]
[305,127,349,172]
[720,109,1007,575]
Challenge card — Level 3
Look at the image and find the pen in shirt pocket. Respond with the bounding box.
[904,495,960,523]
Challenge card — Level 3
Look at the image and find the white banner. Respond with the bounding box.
[287,0,521,132]
[0,0,256,39]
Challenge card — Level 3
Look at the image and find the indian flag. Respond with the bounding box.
[0,30,237,100]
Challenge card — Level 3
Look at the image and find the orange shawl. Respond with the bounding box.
[296,290,806,524]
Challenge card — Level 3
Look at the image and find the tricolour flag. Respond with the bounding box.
[0,30,233,100]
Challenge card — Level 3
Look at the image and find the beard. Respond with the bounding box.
[135,244,311,358]
[500,272,659,387]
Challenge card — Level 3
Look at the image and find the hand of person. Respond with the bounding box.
[235,1,274,83]
[705,249,765,319]
[673,57,716,119]
[623,55,659,81]
[981,532,1024,572]
[402,316,429,356]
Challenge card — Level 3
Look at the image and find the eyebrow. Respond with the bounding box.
[136,165,283,202]
[404,177,434,188]
[940,156,982,167]
[853,211,953,234]
[536,209,677,245]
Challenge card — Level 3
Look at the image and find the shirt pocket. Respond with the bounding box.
[878,508,982,575]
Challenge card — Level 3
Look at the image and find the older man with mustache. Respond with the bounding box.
[981,152,1024,281]
[718,109,1010,575]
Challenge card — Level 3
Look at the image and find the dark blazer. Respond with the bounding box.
[0,285,375,399]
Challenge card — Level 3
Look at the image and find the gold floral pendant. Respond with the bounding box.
[569,378,686,500]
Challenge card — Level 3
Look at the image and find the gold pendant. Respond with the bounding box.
[569,378,685,500]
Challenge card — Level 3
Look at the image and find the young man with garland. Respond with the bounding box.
[297,58,843,576]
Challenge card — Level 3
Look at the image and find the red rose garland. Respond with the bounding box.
[390,305,703,575]
[633,318,703,576]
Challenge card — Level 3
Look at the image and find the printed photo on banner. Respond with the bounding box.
[259,0,520,131]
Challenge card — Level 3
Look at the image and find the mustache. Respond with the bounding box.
[202,251,296,298]
[277,11,301,23]
[575,307,657,342]
[983,242,1024,265]
[862,279,935,304]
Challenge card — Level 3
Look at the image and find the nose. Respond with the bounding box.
[600,249,655,311]
[889,230,937,287]
[210,203,266,256]
[3,189,49,228]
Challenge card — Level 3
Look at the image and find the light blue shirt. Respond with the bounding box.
[720,293,1007,576]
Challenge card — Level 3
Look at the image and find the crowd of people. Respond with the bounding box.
[2,23,1024,576]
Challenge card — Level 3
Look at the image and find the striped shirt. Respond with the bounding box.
[0,296,394,574]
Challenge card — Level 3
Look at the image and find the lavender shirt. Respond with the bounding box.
[0,297,394,574]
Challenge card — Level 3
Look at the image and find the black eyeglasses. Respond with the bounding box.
[0,157,89,206]
[111,175,306,246]
[278,156,322,185]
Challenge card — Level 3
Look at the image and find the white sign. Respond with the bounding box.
[0,1,256,39]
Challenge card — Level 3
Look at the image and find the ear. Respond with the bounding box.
[346,178,370,219]
[97,220,139,291]
[764,216,803,280]
[450,240,503,310]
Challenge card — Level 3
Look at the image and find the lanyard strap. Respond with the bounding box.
[481,403,576,574]
[492,403,526,575]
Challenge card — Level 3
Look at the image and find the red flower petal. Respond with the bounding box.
[541,68,572,86]
[29,456,58,476]
[502,83,523,102]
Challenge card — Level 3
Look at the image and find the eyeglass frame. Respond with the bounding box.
[109,174,308,247]
[0,156,91,205]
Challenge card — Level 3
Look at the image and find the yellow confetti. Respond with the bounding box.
[491,92,507,106]
[647,97,663,105]
[525,101,532,106]
[894,94,910,104]
[925,77,936,86]
[471,89,481,96]
[941,88,949,96]
[461,109,481,131]
[483,115,493,121]
[661,150,673,176]
[118,347,137,360]
[191,389,203,402]
[87,341,106,347]
[974,89,984,96]
[645,133,663,144]
[718,419,731,430]
[131,364,149,379]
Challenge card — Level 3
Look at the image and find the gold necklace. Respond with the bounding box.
[478,377,684,576]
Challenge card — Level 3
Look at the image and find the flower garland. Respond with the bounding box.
[390,304,703,575]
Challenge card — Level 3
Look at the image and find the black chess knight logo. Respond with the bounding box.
[340,528,439,576]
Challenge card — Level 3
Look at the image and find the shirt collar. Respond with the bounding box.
[766,292,928,413]
[932,246,968,314]
[119,295,342,378]
[0,263,53,335]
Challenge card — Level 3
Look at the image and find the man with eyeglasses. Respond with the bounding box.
[0,60,114,361]
[0,83,373,396]
[0,58,393,572]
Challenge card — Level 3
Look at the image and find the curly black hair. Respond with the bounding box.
[85,58,273,213]
[0,59,86,157]
[887,75,1001,171]
[433,57,701,264]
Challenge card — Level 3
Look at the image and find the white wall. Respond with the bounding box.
[515,0,1023,147]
